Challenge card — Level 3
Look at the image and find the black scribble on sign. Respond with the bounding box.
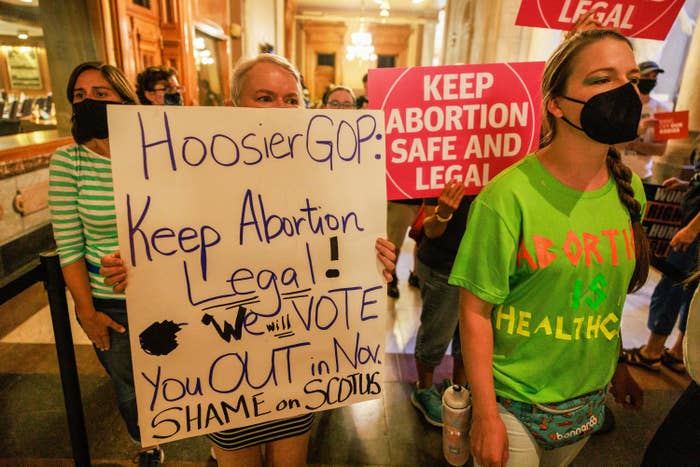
[201,305,246,342]
[139,321,187,356]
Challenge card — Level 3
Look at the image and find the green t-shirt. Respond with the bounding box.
[449,153,645,404]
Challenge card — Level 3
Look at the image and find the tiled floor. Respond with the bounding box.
[0,243,691,466]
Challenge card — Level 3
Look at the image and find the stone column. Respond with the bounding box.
[653,8,700,182]
[442,0,474,64]
[38,0,99,137]
[420,22,436,67]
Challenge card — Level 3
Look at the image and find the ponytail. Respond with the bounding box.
[606,146,650,292]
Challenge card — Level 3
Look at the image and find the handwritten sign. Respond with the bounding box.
[654,111,689,141]
[515,0,684,41]
[369,62,543,199]
[643,183,682,258]
[108,106,387,445]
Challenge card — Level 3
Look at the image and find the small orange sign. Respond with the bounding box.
[654,111,689,141]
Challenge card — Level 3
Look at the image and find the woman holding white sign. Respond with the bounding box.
[100,53,397,467]
[48,62,165,465]
[449,29,648,466]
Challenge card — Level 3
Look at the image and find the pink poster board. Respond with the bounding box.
[515,0,684,41]
[369,62,544,200]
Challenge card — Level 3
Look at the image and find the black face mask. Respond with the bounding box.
[72,99,120,144]
[560,82,642,145]
[164,92,183,106]
[637,79,656,95]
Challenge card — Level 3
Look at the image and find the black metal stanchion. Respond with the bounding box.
[40,250,91,467]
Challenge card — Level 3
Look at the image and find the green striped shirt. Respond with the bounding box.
[49,144,124,299]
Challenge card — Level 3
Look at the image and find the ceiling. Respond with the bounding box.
[0,18,42,38]
[1,0,37,5]
[297,0,445,11]
[296,0,446,23]
[0,0,41,38]
[0,0,447,40]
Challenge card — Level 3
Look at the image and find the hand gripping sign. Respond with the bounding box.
[515,0,685,41]
[369,62,544,200]
[108,106,387,445]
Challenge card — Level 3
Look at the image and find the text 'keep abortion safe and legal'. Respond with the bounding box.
[369,61,544,199]
[108,106,388,445]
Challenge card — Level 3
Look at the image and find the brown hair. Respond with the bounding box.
[541,29,649,292]
[66,61,138,105]
[136,65,177,104]
[66,62,139,145]
[322,85,356,105]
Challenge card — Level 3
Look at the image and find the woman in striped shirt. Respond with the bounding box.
[48,62,163,465]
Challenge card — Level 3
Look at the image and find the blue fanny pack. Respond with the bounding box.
[498,388,606,450]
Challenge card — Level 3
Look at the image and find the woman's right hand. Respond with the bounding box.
[471,413,509,467]
[662,177,689,191]
[75,305,125,351]
[100,251,128,293]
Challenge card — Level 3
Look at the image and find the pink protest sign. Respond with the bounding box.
[515,0,684,41]
[654,111,689,141]
[369,62,544,200]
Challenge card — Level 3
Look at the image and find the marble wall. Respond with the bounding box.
[0,154,54,287]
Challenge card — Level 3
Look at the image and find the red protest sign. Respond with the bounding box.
[654,111,689,140]
[369,62,544,200]
[515,0,684,41]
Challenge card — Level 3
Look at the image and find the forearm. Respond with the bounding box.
[628,140,667,156]
[61,259,97,318]
[459,289,498,419]
[423,205,448,238]
[684,211,700,237]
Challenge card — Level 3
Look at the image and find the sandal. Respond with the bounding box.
[661,349,686,374]
[622,346,661,371]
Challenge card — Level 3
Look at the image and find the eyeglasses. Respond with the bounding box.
[327,101,356,109]
[152,86,185,94]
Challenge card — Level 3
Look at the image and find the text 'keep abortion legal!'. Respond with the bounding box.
[108,106,388,445]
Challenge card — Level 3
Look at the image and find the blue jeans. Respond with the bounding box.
[415,259,461,367]
[91,298,140,442]
[648,239,700,335]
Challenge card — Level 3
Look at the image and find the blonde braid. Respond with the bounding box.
[606,147,650,292]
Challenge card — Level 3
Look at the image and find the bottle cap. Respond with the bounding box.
[442,384,470,409]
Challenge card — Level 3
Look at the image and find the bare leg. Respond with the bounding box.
[416,359,435,389]
[212,443,263,467]
[668,331,685,360]
[453,356,467,386]
[641,332,669,359]
[265,431,311,467]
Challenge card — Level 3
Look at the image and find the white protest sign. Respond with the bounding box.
[108,106,387,445]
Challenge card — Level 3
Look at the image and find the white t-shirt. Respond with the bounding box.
[621,97,672,180]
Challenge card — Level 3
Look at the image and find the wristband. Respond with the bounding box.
[435,210,453,223]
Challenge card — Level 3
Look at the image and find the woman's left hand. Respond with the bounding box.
[610,363,643,410]
[100,251,128,293]
[375,237,397,281]
[564,9,604,39]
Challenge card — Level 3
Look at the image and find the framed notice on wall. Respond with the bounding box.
[6,46,42,89]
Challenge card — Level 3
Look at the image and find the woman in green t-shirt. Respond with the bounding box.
[449,29,649,466]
